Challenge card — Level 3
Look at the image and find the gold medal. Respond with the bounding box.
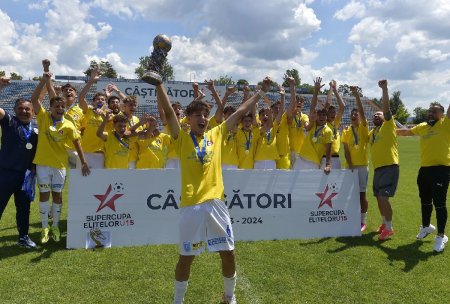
[26,143,33,150]
[312,137,317,143]
[50,126,56,131]
[245,150,249,155]
[354,145,359,150]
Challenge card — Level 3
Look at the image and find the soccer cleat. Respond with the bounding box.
[361,223,367,232]
[221,293,237,304]
[434,235,448,253]
[41,226,50,244]
[51,226,61,242]
[376,224,386,234]
[416,224,436,239]
[379,229,394,241]
[18,235,37,249]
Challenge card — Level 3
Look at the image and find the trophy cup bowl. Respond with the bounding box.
[142,34,172,86]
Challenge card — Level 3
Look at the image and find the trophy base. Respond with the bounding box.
[142,71,163,86]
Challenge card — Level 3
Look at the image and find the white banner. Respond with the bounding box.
[96,80,226,108]
[67,169,361,249]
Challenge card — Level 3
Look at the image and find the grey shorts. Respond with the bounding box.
[373,165,399,197]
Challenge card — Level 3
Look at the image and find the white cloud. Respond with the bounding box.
[334,1,366,21]
[317,38,332,47]
[348,17,390,48]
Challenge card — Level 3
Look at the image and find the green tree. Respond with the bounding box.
[338,84,362,97]
[134,56,174,81]
[282,69,301,87]
[32,76,42,81]
[214,75,235,85]
[10,72,22,80]
[413,107,428,124]
[84,60,118,78]
[389,91,409,124]
[0,70,5,77]
[236,79,249,86]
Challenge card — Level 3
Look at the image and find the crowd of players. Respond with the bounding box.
[0,59,449,303]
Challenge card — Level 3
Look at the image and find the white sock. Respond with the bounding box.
[223,273,237,300]
[52,203,62,227]
[361,213,367,224]
[382,216,386,225]
[174,280,188,304]
[39,201,50,228]
[385,221,393,230]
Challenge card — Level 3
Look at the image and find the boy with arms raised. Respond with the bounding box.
[158,76,273,304]
[32,68,90,244]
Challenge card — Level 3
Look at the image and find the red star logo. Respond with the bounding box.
[315,184,338,209]
[94,184,124,212]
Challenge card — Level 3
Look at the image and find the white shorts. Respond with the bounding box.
[165,158,180,169]
[77,152,105,169]
[254,160,276,170]
[36,165,66,192]
[293,156,319,170]
[222,164,238,170]
[354,165,369,192]
[321,156,342,169]
[179,199,234,256]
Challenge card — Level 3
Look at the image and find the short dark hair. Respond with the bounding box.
[350,108,358,114]
[186,100,210,116]
[113,114,129,124]
[14,98,31,109]
[271,101,281,109]
[223,105,236,115]
[258,107,270,116]
[49,96,65,107]
[327,105,336,111]
[107,95,120,105]
[171,101,182,108]
[429,102,444,112]
[61,83,77,92]
[317,108,327,114]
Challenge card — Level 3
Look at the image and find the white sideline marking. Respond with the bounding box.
[237,265,261,304]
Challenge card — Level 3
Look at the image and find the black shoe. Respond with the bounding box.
[18,235,37,249]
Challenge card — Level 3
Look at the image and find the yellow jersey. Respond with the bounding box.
[341,122,369,167]
[411,117,450,166]
[288,112,309,154]
[298,122,333,165]
[103,131,130,169]
[136,132,171,169]
[236,126,260,169]
[81,108,104,153]
[64,103,84,150]
[33,108,79,169]
[327,118,341,155]
[222,130,239,166]
[276,113,290,156]
[254,124,279,161]
[208,116,219,130]
[369,118,399,169]
[174,123,227,207]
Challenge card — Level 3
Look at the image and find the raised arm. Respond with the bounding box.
[78,66,100,113]
[0,77,11,120]
[275,85,285,124]
[156,83,180,139]
[106,83,126,100]
[31,73,52,114]
[205,80,225,123]
[96,110,110,141]
[378,79,392,121]
[332,80,345,122]
[310,77,324,116]
[42,59,56,99]
[286,77,296,123]
[351,85,366,126]
[226,77,272,131]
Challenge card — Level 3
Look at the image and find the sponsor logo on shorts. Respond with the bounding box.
[207,237,227,246]
[192,241,204,250]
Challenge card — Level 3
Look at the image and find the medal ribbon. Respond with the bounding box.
[371,127,380,144]
[51,117,63,129]
[313,125,325,140]
[21,123,33,144]
[242,129,252,150]
[114,132,129,149]
[294,115,302,128]
[190,131,207,164]
[266,130,271,144]
[351,126,359,145]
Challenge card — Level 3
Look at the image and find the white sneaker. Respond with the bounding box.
[416,224,436,239]
[222,293,236,304]
[434,235,448,253]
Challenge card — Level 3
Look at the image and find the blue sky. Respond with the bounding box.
[1,0,450,111]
